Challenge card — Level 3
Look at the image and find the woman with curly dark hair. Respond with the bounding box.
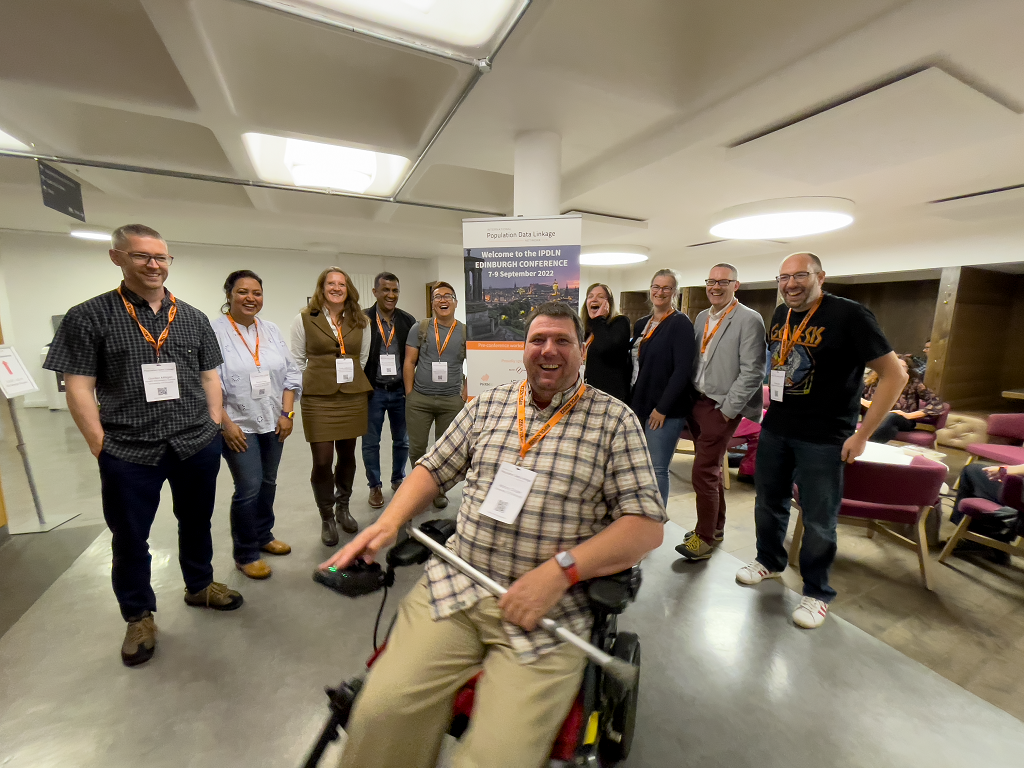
[861,353,943,443]
[290,268,372,544]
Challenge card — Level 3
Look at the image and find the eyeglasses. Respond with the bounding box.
[650,286,675,295]
[113,249,173,265]
[433,293,457,302]
[704,279,736,287]
[776,271,817,284]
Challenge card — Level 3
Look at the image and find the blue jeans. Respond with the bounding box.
[754,426,844,602]
[362,387,409,488]
[222,432,285,564]
[644,417,686,505]
[98,435,222,620]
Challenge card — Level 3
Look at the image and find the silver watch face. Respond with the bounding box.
[555,551,575,568]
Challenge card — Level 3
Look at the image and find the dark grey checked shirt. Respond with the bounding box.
[419,377,666,662]
[43,283,222,466]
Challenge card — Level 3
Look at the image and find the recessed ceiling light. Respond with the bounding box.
[709,197,855,239]
[0,127,30,151]
[243,133,410,196]
[240,0,523,54]
[70,230,112,241]
[580,245,649,266]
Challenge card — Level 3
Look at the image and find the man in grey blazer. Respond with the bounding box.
[676,263,767,560]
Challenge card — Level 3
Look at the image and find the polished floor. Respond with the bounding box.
[1,409,1023,767]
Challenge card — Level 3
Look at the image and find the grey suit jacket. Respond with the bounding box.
[691,302,768,421]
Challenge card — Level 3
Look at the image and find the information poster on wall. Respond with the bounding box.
[463,214,581,396]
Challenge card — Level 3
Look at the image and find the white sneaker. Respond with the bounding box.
[792,596,829,629]
[735,560,782,585]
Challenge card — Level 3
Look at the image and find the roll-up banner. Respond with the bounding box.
[463,214,582,397]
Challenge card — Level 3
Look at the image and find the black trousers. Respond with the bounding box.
[98,435,222,621]
[868,413,918,443]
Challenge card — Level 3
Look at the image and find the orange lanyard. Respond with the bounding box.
[583,333,594,360]
[701,300,737,354]
[327,312,346,355]
[376,313,396,350]
[517,381,587,459]
[775,295,823,366]
[638,310,675,349]
[434,318,456,358]
[118,287,177,360]
[227,315,260,367]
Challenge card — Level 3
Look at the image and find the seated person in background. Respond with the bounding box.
[323,302,666,768]
[951,462,1024,525]
[861,354,942,443]
[950,462,1024,563]
[911,339,930,377]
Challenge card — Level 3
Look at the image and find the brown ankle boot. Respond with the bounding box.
[320,510,339,546]
[336,502,358,534]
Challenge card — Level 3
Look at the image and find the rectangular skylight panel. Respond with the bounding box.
[0,127,30,151]
[247,0,522,56]
[243,132,410,196]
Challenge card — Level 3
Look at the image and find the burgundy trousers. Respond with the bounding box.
[689,395,742,543]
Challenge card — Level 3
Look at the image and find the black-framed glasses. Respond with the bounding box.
[705,279,736,287]
[432,293,457,302]
[113,249,173,265]
[776,271,817,284]
[650,286,675,295]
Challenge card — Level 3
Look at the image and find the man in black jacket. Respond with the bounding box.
[362,272,417,508]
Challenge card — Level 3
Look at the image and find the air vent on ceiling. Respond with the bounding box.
[686,239,727,248]
[929,183,1024,204]
[927,182,1024,222]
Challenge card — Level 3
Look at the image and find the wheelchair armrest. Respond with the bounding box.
[384,518,457,569]
[586,566,642,614]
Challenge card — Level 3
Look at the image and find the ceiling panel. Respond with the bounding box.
[0,0,196,109]
[263,188,385,219]
[407,163,512,213]
[194,0,473,156]
[0,156,40,186]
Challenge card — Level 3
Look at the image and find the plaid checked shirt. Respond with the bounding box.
[43,284,222,466]
[419,377,666,663]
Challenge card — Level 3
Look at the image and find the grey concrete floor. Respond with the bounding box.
[1,409,1024,767]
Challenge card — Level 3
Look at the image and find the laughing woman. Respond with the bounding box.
[214,270,302,579]
[580,282,632,403]
[290,268,373,546]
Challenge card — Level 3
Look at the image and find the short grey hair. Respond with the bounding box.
[711,262,738,280]
[112,224,164,251]
[524,302,585,344]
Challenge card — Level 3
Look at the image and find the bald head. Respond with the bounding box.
[777,252,825,311]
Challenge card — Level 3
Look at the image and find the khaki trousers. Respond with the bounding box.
[406,389,465,467]
[338,578,586,768]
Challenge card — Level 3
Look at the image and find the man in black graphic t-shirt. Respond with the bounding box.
[735,252,907,629]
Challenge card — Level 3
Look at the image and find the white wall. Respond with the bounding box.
[0,232,434,407]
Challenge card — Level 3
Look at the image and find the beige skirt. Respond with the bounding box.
[301,391,369,443]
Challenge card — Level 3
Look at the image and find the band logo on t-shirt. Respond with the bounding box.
[768,323,825,396]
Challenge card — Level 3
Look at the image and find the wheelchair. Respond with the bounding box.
[303,521,643,767]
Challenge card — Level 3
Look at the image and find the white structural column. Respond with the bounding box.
[513,131,561,217]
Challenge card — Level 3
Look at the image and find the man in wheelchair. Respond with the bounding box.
[320,302,666,768]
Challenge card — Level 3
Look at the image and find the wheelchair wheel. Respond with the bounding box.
[599,631,640,765]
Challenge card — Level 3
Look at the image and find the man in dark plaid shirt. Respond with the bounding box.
[323,302,665,768]
[43,224,243,668]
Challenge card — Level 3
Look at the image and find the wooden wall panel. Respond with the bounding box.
[619,291,649,330]
[0,315,7,531]
[999,285,1024,394]
[826,279,939,356]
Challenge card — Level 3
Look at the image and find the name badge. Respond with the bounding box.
[141,363,180,402]
[380,354,398,377]
[431,361,448,383]
[336,358,355,384]
[250,371,272,399]
[478,463,537,524]
[770,369,786,402]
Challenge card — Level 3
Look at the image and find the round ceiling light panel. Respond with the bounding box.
[580,245,650,266]
[70,230,112,241]
[709,197,855,239]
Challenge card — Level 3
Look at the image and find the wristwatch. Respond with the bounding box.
[281,410,295,419]
[555,551,580,586]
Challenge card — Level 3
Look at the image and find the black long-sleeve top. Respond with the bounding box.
[630,312,696,424]
[583,314,632,403]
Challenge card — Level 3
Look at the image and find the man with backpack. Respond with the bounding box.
[403,281,467,509]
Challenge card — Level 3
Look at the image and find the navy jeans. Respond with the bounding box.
[644,416,686,505]
[222,431,285,564]
[362,387,409,489]
[754,426,844,602]
[98,435,222,621]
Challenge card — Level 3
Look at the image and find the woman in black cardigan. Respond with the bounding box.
[631,269,696,505]
[580,283,632,403]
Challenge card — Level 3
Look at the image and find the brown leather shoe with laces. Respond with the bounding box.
[368,486,384,508]
[184,581,244,611]
[236,560,272,579]
[121,612,157,667]
[260,540,291,556]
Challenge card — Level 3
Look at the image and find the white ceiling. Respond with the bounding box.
[1,0,1023,284]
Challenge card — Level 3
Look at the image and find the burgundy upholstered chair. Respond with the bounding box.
[939,473,1024,566]
[896,402,951,449]
[966,413,1024,466]
[789,455,947,589]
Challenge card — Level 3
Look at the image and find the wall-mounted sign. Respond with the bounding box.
[38,161,85,222]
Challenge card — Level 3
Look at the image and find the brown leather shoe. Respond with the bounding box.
[121,612,157,667]
[432,493,449,509]
[391,478,403,492]
[184,581,244,611]
[368,486,384,508]
[236,560,272,579]
[261,540,291,556]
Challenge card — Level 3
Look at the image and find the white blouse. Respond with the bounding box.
[289,311,371,371]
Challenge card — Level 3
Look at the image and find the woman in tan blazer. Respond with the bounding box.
[289,268,372,545]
